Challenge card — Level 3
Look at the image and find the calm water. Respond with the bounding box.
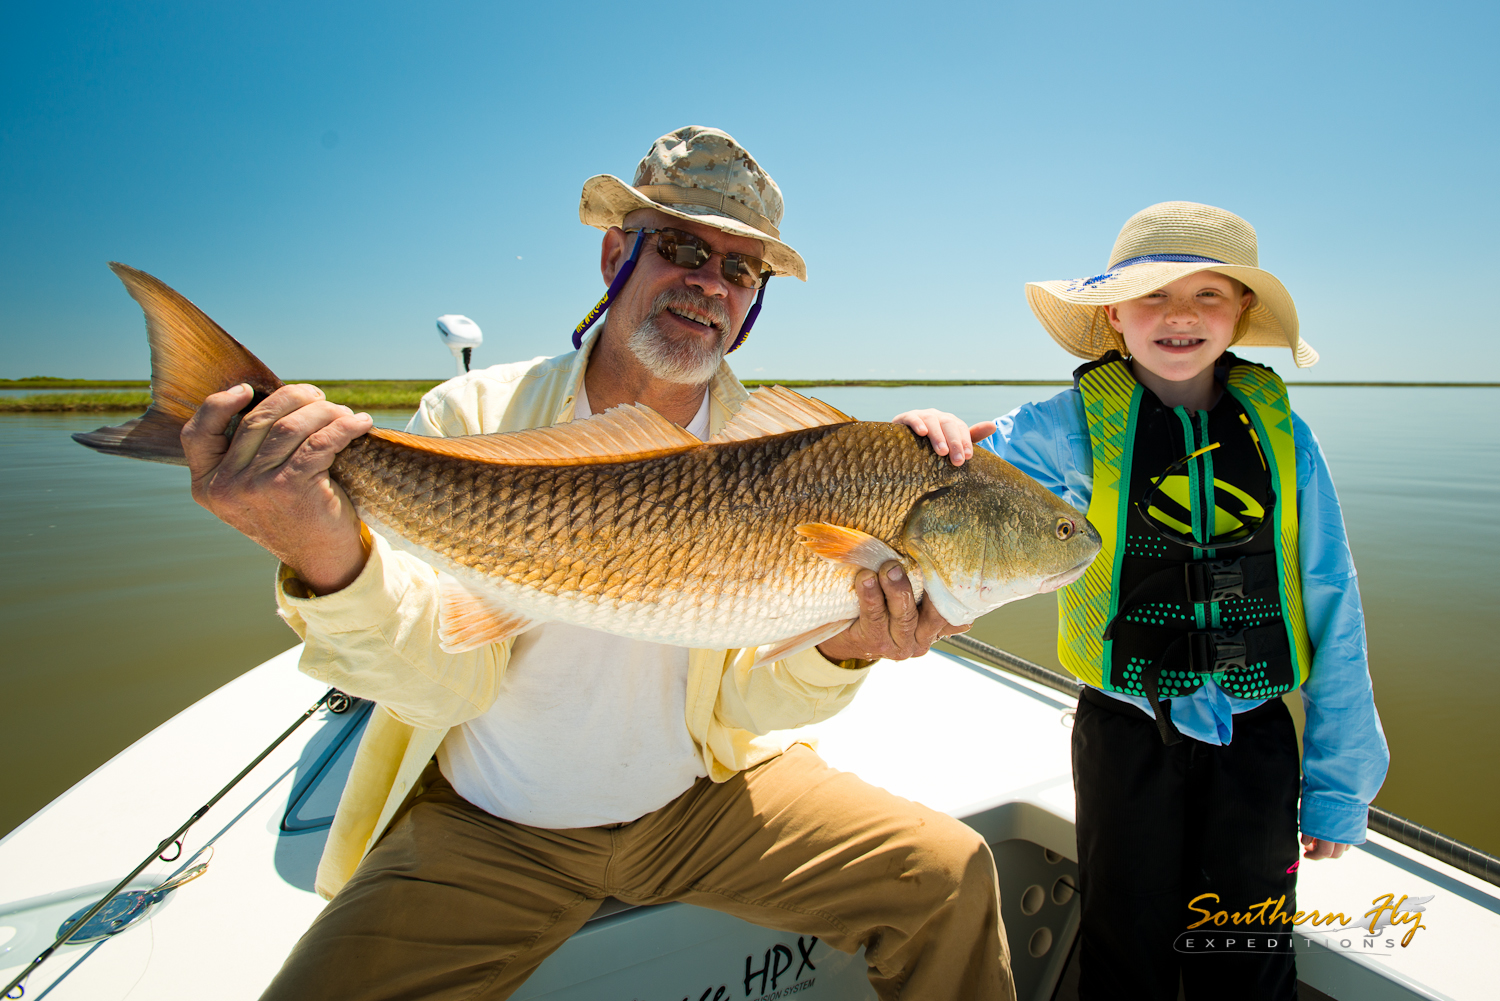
[2,388,1497,854]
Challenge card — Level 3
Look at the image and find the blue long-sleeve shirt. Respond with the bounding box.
[979,387,1389,844]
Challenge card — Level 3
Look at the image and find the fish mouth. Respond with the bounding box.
[1039,560,1091,593]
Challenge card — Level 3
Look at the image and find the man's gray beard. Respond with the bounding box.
[626,292,731,386]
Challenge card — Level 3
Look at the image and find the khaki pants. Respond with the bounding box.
[261,745,1013,1000]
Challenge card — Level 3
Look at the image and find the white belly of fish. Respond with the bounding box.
[362,511,873,659]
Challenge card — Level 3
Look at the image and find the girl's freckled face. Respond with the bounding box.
[1106,271,1253,384]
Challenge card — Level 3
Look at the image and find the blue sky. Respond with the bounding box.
[2,1,1496,382]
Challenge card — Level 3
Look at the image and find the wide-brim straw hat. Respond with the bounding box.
[579,126,806,281]
[1026,201,1316,367]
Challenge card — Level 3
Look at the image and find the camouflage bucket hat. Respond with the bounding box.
[1025,201,1317,368]
[580,126,806,281]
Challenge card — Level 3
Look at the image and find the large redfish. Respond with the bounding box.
[77,264,1100,662]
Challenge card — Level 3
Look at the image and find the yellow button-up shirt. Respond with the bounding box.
[276,331,871,899]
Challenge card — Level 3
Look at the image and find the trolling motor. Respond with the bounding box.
[436,314,483,374]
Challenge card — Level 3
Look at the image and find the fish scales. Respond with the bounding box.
[332,423,955,648]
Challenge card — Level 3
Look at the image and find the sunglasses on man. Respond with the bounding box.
[624,227,774,291]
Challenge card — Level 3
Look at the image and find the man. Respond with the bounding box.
[183,126,1012,1000]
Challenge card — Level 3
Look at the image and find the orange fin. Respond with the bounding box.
[74,263,284,465]
[750,619,857,669]
[795,523,902,571]
[369,403,702,468]
[708,386,854,443]
[437,576,536,653]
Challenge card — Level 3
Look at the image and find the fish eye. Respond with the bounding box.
[1055,518,1074,541]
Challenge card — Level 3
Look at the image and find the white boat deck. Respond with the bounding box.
[1,647,1495,1000]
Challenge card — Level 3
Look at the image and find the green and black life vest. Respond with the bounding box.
[1057,352,1313,743]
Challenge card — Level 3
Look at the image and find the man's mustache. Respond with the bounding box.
[650,289,731,336]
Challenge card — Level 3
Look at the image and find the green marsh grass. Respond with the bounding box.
[1,392,157,412]
[5,377,1494,413]
[2,378,1073,412]
[0,380,445,412]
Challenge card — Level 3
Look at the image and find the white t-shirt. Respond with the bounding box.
[436,386,713,828]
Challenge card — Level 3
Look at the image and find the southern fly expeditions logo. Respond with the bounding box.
[1174,892,1432,957]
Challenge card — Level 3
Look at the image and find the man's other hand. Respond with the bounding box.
[892,409,997,466]
[816,560,969,663]
[1300,835,1350,861]
[182,383,374,595]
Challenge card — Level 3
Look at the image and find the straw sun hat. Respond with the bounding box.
[1025,201,1317,368]
[579,126,806,281]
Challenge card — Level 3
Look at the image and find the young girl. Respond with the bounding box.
[902,202,1388,1000]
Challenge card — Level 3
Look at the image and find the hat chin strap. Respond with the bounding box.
[727,279,767,354]
[572,229,648,350]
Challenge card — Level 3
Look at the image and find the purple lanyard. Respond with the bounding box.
[570,228,769,353]
[572,229,648,350]
[726,280,766,353]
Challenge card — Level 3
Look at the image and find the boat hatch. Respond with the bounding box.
[281,698,373,833]
[509,831,1081,1001]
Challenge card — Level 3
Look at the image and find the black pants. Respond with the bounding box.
[1073,688,1301,1001]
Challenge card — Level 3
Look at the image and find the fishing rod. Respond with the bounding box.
[3,688,351,999]
[943,633,1500,890]
[944,632,1082,698]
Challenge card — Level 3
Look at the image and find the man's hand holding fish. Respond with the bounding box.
[182,381,373,595]
[78,127,1099,1001]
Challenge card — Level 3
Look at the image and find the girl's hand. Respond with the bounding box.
[1300,835,1350,860]
[893,410,998,467]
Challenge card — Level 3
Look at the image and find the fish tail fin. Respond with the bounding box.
[72,262,284,465]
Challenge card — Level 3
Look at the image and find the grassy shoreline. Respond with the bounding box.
[0,381,445,412]
[0,378,151,389]
[4,377,1497,412]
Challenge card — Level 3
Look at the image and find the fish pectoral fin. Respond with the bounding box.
[708,386,854,443]
[437,577,536,654]
[368,401,701,468]
[794,523,903,572]
[750,619,857,669]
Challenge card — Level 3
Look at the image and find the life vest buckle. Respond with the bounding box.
[1184,558,1248,604]
[1187,629,1249,675]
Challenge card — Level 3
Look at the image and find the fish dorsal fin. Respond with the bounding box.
[368,403,702,467]
[708,386,855,444]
